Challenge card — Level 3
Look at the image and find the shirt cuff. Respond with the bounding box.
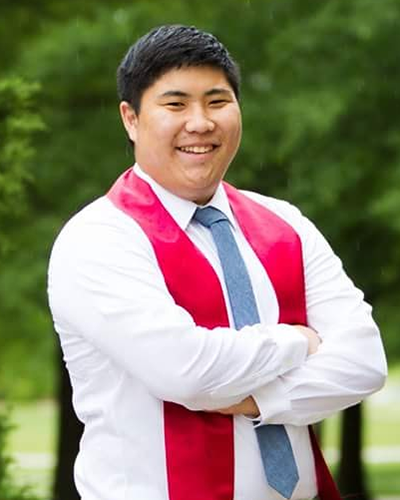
[252,376,292,425]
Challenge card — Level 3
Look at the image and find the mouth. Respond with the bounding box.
[177,145,218,154]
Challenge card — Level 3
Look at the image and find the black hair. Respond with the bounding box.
[117,25,241,114]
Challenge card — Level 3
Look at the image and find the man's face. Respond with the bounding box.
[120,65,242,204]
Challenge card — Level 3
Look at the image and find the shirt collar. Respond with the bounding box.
[134,164,236,231]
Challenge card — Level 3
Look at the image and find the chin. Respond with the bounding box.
[192,186,217,205]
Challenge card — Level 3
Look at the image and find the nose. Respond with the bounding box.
[185,106,215,134]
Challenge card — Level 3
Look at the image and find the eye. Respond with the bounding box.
[165,102,185,109]
[209,99,229,108]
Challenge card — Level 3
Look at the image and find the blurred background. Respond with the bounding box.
[0,0,399,499]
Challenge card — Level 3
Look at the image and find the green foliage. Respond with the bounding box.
[0,76,47,399]
[0,77,45,253]
[1,0,400,399]
[0,407,39,500]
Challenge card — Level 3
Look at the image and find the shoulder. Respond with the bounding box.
[49,196,155,267]
[236,188,336,259]
[237,189,306,234]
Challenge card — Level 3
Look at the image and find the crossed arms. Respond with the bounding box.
[48,196,387,426]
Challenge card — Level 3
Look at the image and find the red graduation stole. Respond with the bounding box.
[108,167,341,500]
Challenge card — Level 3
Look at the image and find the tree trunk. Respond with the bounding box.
[338,403,370,500]
[53,349,84,500]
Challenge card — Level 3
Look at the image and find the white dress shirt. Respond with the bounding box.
[48,164,387,500]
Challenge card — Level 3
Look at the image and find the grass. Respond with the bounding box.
[323,398,400,450]
[367,464,400,497]
[2,400,56,499]
[7,399,58,454]
[4,368,400,499]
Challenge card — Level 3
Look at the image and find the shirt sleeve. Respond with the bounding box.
[250,200,387,426]
[48,201,308,409]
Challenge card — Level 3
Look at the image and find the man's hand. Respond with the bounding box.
[213,396,260,417]
[293,324,321,355]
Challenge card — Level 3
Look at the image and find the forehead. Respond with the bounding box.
[143,65,234,98]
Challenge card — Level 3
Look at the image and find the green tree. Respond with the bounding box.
[0,75,43,499]
[0,76,48,402]
[0,77,44,252]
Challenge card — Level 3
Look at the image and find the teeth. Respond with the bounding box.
[179,145,214,154]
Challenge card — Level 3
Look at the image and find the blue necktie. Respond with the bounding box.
[194,206,299,499]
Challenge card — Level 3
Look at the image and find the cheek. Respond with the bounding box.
[145,113,180,143]
[223,111,242,142]
[233,113,243,138]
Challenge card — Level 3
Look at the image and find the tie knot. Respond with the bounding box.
[193,206,229,228]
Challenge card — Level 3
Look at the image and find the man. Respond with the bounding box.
[48,25,387,500]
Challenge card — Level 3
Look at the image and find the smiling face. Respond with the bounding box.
[119,65,242,204]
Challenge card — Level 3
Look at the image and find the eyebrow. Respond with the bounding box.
[157,88,233,99]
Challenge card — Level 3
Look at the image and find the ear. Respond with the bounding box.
[119,101,138,143]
